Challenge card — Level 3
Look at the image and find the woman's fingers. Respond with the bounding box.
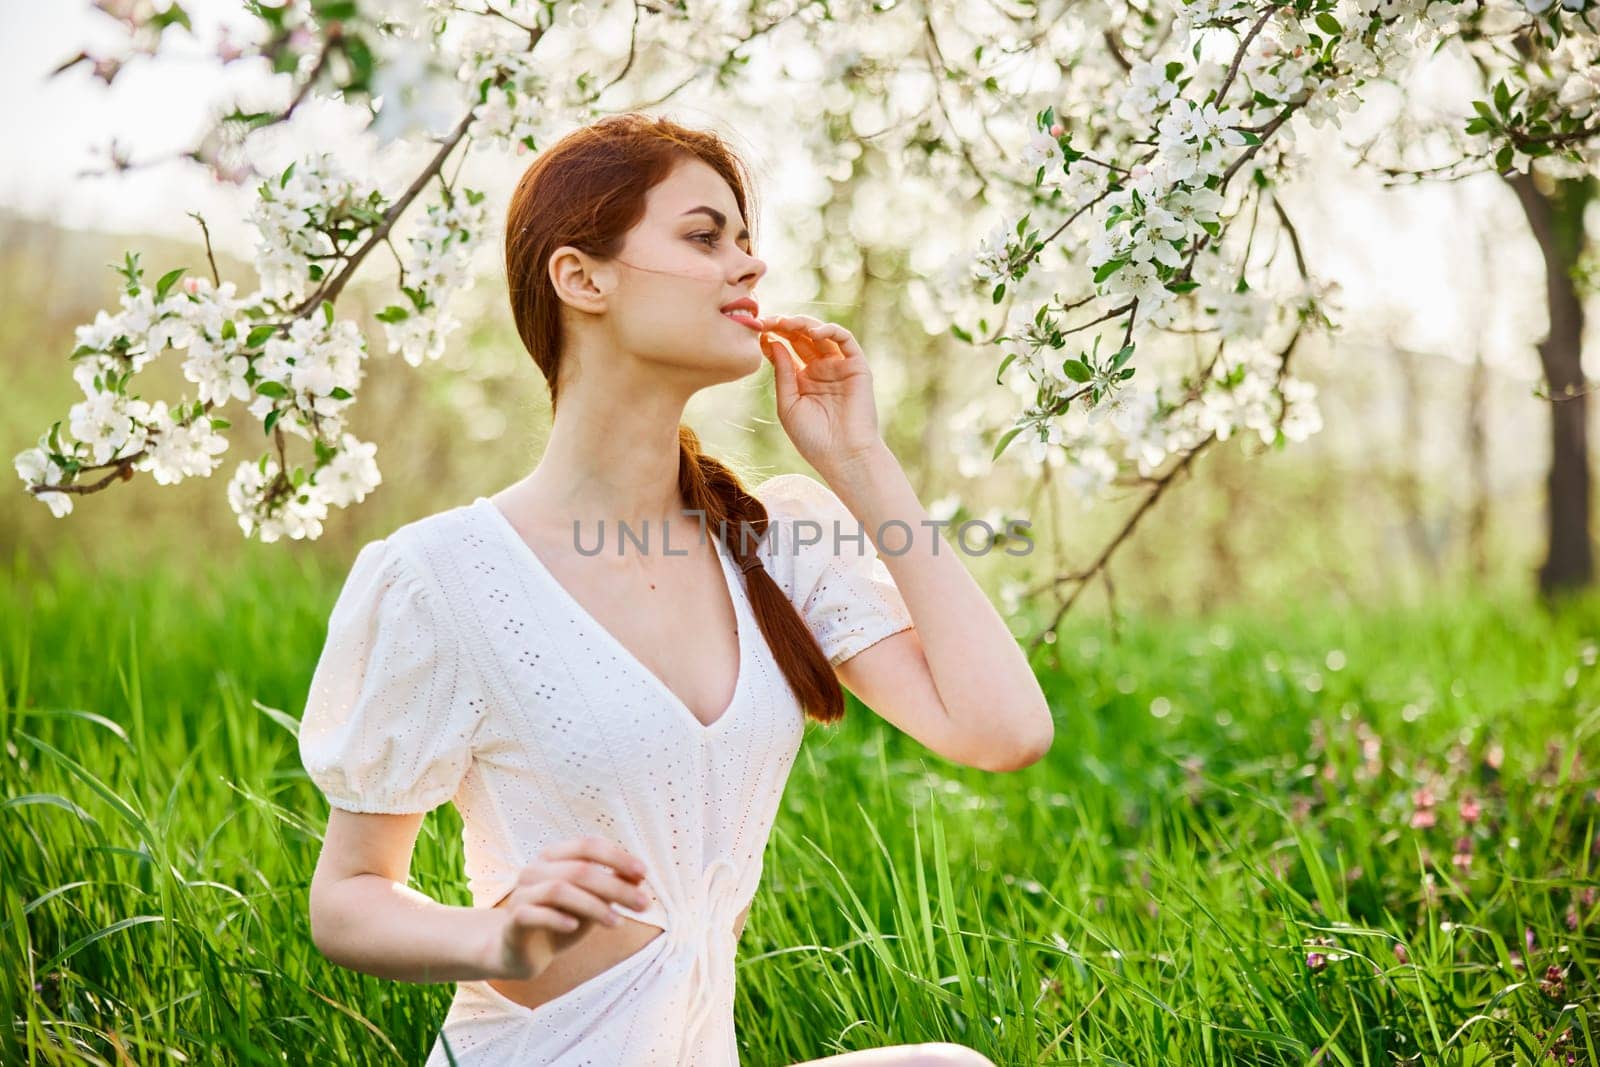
[802,323,857,359]
[763,312,825,330]
[561,859,652,911]
[761,316,852,361]
[764,331,799,400]
[507,836,655,931]
[532,879,625,926]
[766,330,810,366]
[765,324,826,365]
[518,859,649,921]
[510,903,579,936]
[535,836,647,881]
[493,903,570,980]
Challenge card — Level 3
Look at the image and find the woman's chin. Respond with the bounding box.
[732,347,766,380]
[720,335,767,377]
[663,338,763,381]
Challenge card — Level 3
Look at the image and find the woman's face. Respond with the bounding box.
[551,156,769,382]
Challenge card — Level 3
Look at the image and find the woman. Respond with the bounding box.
[298,112,1053,1065]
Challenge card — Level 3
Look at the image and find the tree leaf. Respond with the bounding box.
[1093,257,1126,284]
[996,352,1017,383]
[992,425,1024,461]
[155,267,187,303]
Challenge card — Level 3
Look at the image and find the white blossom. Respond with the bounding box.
[1119,60,1179,121]
[1045,158,1105,208]
[314,433,382,508]
[1021,129,1065,176]
[1062,443,1118,497]
[226,456,331,542]
[249,153,388,305]
[14,446,73,517]
[182,334,253,407]
[369,33,465,144]
[973,215,1021,285]
[382,189,488,366]
[68,391,150,466]
[74,308,125,353]
[131,400,231,485]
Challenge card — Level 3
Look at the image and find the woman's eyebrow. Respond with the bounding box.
[680,206,750,242]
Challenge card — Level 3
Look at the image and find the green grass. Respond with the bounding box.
[3,545,1597,1065]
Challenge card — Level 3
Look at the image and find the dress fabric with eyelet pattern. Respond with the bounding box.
[297,472,915,1065]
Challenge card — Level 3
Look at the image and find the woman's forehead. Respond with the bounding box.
[651,163,743,225]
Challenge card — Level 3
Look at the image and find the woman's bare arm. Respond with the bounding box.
[308,810,505,982]
[307,811,650,984]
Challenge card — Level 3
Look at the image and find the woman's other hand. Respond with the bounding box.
[481,835,652,981]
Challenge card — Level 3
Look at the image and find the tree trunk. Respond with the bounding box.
[1466,343,1490,581]
[1393,343,1441,580]
[1507,170,1594,598]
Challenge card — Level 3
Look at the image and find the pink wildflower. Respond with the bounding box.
[1540,965,1567,1000]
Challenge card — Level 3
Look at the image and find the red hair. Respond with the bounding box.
[503,111,847,724]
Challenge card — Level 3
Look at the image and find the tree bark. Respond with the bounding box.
[1466,344,1490,581]
[1507,170,1594,598]
[1392,343,1441,579]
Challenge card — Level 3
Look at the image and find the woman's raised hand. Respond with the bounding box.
[757,313,886,478]
[481,835,652,981]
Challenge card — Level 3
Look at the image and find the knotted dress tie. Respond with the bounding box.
[670,857,743,1061]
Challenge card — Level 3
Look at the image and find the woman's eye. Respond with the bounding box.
[691,232,719,247]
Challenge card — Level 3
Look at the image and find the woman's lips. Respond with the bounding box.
[721,308,763,332]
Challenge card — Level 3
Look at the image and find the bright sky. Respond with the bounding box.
[0,0,275,250]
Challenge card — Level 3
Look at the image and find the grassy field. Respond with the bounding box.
[2,546,1597,1065]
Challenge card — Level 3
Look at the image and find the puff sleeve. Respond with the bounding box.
[298,537,488,814]
[753,472,916,667]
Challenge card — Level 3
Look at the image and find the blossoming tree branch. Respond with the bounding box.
[15,0,1599,611]
[17,0,784,538]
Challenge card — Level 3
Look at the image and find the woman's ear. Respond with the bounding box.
[548,245,613,313]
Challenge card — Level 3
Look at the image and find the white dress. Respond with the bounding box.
[298,472,916,1065]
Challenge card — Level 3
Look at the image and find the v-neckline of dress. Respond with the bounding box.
[474,495,749,735]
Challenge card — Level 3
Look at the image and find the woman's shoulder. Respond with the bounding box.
[378,497,484,559]
[752,471,836,518]
[752,471,869,544]
[344,498,489,611]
